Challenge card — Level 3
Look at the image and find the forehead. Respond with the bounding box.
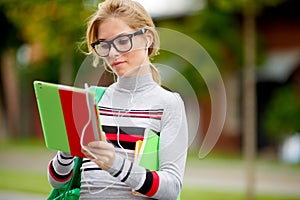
[98,17,135,40]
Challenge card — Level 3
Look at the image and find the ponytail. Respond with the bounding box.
[150,63,161,85]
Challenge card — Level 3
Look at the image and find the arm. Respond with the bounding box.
[47,151,75,188]
[153,93,188,199]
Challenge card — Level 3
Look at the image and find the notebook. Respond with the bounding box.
[134,129,159,170]
[33,81,106,157]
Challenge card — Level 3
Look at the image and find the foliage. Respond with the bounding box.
[0,0,94,83]
[154,2,244,100]
[154,0,282,100]
[264,84,300,143]
[0,0,88,57]
[0,5,21,53]
[156,4,243,72]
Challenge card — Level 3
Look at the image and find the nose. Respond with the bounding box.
[108,44,120,57]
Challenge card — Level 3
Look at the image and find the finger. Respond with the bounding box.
[92,158,111,170]
[82,146,106,158]
[88,141,114,150]
[81,149,93,159]
[82,146,99,159]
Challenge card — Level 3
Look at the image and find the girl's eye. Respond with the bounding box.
[116,36,130,46]
[99,42,110,49]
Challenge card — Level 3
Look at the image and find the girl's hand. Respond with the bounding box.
[82,141,115,171]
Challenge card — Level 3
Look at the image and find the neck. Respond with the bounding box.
[120,62,151,78]
[117,72,155,91]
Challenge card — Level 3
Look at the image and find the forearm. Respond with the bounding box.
[107,153,184,200]
[47,151,75,188]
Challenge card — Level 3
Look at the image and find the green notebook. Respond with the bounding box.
[135,129,159,170]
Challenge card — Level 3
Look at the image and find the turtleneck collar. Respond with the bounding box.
[116,73,155,92]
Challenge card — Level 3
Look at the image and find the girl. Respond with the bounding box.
[48,0,188,199]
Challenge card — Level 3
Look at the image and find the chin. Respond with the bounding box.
[115,70,126,77]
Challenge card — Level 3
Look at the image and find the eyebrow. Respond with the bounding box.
[98,30,134,41]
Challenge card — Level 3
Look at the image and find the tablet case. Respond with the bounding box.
[33,81,106,157]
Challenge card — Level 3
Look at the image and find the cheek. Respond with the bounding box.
[132,37,146,51]
[127,50,147,66]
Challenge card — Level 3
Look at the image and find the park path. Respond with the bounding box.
[183,157,300,197]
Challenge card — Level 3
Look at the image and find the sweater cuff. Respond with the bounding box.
[107,153,124,175]
[59,151,74,159]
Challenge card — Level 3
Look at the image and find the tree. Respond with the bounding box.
[0,0,92,137]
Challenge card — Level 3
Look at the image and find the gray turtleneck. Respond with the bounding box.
[48,73,188,200]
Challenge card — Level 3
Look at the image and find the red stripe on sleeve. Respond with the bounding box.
[48,160,73,182]
[145,171,160,197]
[105,133,144,142]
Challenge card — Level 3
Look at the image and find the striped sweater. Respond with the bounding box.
[48,73,188,200]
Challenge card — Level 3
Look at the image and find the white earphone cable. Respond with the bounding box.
[81,37,150,196]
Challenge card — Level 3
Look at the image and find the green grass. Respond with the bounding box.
[0,138,45,150]
[0,170,51,194]
[0,138,53,195]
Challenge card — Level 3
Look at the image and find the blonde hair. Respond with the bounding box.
[86,0,161,85]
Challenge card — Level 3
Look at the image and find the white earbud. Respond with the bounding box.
[146,37,151,48]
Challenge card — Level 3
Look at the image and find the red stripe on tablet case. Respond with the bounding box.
[59,89,95,157]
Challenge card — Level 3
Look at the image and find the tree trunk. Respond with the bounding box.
[1,49,20,138]
[242,2,257,200]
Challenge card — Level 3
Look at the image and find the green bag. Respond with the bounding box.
[47,157,83,200]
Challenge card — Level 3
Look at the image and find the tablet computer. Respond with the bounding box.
[33,81,106,157]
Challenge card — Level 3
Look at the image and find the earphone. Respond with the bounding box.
[146,36,152,48]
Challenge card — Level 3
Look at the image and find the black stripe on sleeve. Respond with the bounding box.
[56,155,73,166]
[82,159,92,164]
[113,158,125,178]
[121,162,133,182]
[136,170,153,195]
[102,125,145,136]
[50,161,73,180]
[82,167,102,172]
[110,140,136,150]
[59,152,74,160]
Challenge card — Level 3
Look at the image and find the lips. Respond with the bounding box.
[112,61,125,67]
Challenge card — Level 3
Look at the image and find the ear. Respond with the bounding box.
[145,34,153,48]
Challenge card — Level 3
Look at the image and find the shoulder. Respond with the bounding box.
[99,83,117,96]
[152,85,185,109]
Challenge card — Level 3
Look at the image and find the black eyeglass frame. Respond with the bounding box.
[91,29,147,57]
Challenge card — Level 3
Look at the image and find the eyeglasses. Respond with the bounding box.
[91,29,147,57]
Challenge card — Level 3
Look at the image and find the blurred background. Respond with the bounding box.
[0,0,300,199]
